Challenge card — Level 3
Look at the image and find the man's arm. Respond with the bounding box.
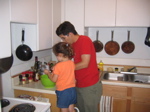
[75,54,90,70]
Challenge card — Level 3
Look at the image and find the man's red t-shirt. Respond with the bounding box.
[72,35,99,88]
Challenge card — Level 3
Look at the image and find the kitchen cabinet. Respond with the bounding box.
[85,0,150,27]
[116,0,150,27]
[14,89,61,112]
[11,0,37,24]
[0,0,11,58]
[103,84,150,112]
[61,0,84,35]
[130,87,150,112]
[85,0,116,27]
[11,0,61,51]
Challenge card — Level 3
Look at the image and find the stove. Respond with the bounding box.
[2,97,51,112]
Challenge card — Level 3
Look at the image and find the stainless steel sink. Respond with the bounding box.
[103,73,128,81]
[103,72,150,84]
[127,74,150,83]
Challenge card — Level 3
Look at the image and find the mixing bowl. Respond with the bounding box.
[40,74,55,88]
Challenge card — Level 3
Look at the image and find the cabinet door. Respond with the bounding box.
[11,0,37,24]
[38,0,53,50]
[116,0,150,27]
[85,0,116,27]
[62,0,84,35]
[113,98,127,112]
[0,0,11,58]
[52,0,61,46]
[130,87,150,112]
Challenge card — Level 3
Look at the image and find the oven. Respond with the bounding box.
[1,97,51,112]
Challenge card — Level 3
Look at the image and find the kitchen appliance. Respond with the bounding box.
[2,97,51,112]
[145,27,150,47]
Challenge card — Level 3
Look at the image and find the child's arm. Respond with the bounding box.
[44,69,58,82]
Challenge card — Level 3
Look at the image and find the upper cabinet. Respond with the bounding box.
[116,0,150,27]
[11,0,37,24]
[11,0,61,51]
[61,0,84,35]
[0,0,11,58]
[85,0,116,27]
[85,0,150,27]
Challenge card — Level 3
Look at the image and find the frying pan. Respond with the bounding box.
[0,54,13,74]
[104,31,120,55]
[93,31,103,52]
[16,29,33,61]
[121,31,135,54]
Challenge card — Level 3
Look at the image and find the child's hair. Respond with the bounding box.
[53,42,74,59]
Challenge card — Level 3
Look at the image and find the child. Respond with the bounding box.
[44,42,77,112]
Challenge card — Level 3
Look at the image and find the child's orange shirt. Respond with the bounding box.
[53,60,75,91]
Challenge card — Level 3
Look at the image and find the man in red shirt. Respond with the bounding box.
[56,21,102,112]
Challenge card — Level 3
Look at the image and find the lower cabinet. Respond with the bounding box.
[102,84,150,112]
[14,90,60,112]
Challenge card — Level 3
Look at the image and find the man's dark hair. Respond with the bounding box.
[56,21,78,36]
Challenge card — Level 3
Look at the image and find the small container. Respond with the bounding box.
[117,76,123,81]
[98,60,104,71]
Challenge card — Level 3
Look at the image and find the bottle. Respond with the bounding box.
[33,56,39,81]
[99,60,104,71]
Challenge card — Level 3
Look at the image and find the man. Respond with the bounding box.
[56,21,102,112]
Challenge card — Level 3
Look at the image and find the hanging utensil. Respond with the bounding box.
[16,29,33,61]
[104,31,120,55]
[0,54,13,74]
[121,31,135,54]
[93,30,103,52]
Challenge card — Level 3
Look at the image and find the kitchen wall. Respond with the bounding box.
[1,49,52,97]
[85,27,150,73]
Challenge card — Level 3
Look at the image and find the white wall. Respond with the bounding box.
[85,27,150,67]
[1,49,52,97]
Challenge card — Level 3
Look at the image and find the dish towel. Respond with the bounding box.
[100,96,113,112]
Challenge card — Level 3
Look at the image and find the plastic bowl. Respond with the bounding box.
[40,74,55,88]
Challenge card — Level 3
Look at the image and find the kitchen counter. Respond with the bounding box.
[12,81,56,94]
[12,71,150,94]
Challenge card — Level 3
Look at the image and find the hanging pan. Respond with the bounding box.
[16,29,33,61]
[93,30,103,52]
[0,54,13,74]
[121,31,135,54]
[104,31,120,55]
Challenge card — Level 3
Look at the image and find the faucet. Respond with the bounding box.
[127,67,136,72]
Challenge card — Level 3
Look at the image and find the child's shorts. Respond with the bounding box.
[55,87,77,108]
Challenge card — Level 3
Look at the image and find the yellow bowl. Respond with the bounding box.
[40,75,55,88]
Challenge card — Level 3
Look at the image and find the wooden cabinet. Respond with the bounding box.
[11,0,61,50]
[0,0,11,58]
[61,0,84,35]
[14,89,61,112]
[103,84,150,112]
[116,0,150,27]
[130,87,150,112]
[85,0,116,27]
[102,85,128,112]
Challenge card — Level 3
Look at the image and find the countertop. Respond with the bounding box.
[12,72,150,94]
[12,81,56,94]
